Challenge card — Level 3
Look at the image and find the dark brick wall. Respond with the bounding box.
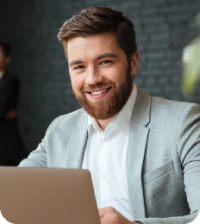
[1,0,200,153]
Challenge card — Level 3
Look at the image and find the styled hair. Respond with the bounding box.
[0,42,11,56]
[57,6,137,61]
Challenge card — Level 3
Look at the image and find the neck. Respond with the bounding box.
[96,115,117,131]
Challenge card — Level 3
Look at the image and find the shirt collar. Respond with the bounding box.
[88,116,102,135]
[87,84,137,136]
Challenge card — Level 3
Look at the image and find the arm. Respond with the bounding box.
[137,212,199,224]
[98,207,198,224]
[18,139,47,167]
[18,115,66,167]
[18,117,60,167]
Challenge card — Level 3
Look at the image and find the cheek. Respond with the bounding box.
[103,67,125,84]
[70,75,84,92]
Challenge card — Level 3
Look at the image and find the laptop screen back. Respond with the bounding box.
[0,167,100,224]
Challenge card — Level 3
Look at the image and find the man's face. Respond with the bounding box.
[67,32,139,120]
[0,46,10,71]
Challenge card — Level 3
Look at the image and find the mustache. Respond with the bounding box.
[81,82,115,92]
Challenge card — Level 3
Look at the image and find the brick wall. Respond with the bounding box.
[0,0,200,153]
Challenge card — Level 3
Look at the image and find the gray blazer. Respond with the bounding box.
[19,86,200,224]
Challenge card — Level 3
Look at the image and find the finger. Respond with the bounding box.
[98,207,115,218]
[98,208,105,218]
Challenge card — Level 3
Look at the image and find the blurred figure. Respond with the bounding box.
[0,42,27,166]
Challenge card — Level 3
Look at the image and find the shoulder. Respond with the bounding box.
[46,108,88,134]
[135,85,200,126]
[137,85,200,113]
[150,95,200,119]
[147,93,200,141]
[136,85,200,129]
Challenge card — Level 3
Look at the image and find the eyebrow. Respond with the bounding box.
[68,53,117,67]
[69,60,84,67]
[97,53,117,60]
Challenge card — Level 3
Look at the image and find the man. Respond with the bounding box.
[0,43,26,165]
[19,7,200,224]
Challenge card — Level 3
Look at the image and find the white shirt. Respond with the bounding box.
[82,85,137,221]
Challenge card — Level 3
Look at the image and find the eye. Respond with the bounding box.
[74,65,85,70]
[100,60,111,65]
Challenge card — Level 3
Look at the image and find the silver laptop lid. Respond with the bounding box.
[0,167,100,224]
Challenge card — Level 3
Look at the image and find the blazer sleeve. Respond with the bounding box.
[136,104,200,224]
[136,211,199,224]
[19,138,48,167]
[18,117,61,167]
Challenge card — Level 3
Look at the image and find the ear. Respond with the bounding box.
[130,50,139,77]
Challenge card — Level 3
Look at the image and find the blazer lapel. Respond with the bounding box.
[66,111,88,168]
[127,85,151,219]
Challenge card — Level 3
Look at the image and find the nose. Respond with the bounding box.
[85,66,103,85]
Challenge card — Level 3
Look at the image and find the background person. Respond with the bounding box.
[0,42,27,166]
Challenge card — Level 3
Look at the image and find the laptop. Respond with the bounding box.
[0,167,100,224]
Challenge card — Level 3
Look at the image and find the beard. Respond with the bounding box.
[73,66,133,120]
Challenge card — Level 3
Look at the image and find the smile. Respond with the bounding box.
[91,89,108,95]
[86,87,112,99]
[88,87,111,96]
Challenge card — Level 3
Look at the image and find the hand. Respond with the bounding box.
[98,207,139,224]
[5,110,17,119]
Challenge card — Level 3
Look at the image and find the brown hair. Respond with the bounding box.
[57,6,137,61]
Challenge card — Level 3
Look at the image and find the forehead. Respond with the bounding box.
[67,32,121,61]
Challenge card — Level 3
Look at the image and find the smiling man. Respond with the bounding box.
[19,6,200,224]
[68,32,138,130]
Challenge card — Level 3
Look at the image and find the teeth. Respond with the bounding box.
[91,89,107,95]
